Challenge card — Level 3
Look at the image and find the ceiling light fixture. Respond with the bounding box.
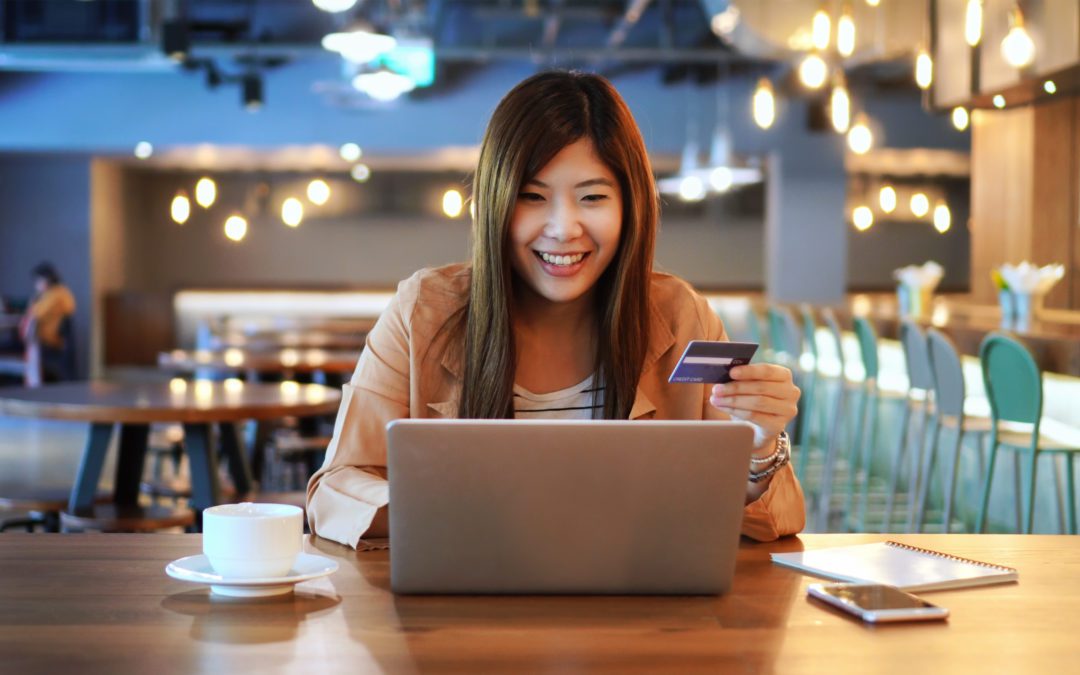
[1001,6,1035,68]
[993,94,1006,108]
[879,185,896,213]
[951,107,970,131]
[442,189,464,218]
[307,179,331,206]
[910,192,930,218]
[195,177,216,208]
[830,72,851,133]
[224,215,248,242]
[847,115,873,154]
[853,205,874,231]
[837,8,855,58]
[752,77,776,130]
[339,143,362,162]
[352,68,416,101]
[350,164,371,182]
[965,0,983,47]
[134,141,153,160]
[915,49,933,89]
[798,53,828,90]
[933,201,952,233]
[242,74,263,112]
[282,197,304,227]
[812,8,831,51]
[322,29,396,64]
[312,0,359,12]
[171,191,190,225]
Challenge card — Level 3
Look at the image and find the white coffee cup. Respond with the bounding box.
[202,503,303,579]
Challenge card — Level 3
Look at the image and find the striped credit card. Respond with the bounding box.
[668,340,759,384]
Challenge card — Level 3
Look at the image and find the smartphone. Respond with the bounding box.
[668,340,758,384]
[807,583,949,623]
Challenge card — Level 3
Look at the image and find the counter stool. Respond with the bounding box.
[976,333,1080,534]
[881,320,934,532]
[914,329,995,533]
[814,308,852,531]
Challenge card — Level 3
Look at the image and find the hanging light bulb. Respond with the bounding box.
[852,205,874,231]
[170,190,191,225]
[134,141,153,160]
[879,185,897,213]
[837,9,855,58]
[866,0,880,6]
[847,115,873,154]
[830,72,851,133]
[339,143,362,162]
[812,8,831,51]
[933,201,952,233]
[993,94,1006,109]
[1044,80,1057,94]
[951,107,970,131]
[710,167,734,192]
[312,0,359,13]
[442,189,464,218]
[798,53,829,90]
[307,179,330,205]
[194,177,216,208]
[752,78,776,130]
[910,193,930,218]
[224,214,248,242]
[350,164,371,183]
[965,0,983,46]
[678,176,706,202]
[282,197,303,228]
[915,49,933,89]
[1001,6,1035,68]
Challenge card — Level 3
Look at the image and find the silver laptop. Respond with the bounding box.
[387,419,754,595]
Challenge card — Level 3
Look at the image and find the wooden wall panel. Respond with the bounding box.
[1031,98,1077,309]
[970,107,1035,303]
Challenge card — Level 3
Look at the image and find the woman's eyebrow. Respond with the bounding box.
[525,178,614,188]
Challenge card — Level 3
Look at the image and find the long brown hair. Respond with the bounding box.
[458,71,658,419]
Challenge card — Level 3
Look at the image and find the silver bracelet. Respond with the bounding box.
[748,432,790,483]
[750,438,782,465]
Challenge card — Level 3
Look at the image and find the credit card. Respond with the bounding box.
[668,340,759,384]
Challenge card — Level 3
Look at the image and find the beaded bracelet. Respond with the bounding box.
[748,431,790,483]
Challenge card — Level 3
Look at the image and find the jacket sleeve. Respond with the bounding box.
[694,294,807,541]
[306,281,413,547]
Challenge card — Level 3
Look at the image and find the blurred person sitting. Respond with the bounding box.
[19,262,76,385]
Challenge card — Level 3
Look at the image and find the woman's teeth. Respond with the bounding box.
[538,252,586,266]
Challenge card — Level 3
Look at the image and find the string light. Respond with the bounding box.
[282,197,304,227]
[951,107,970,131]
[339,143,362,162]
[915,49,933,89]
[170,191,190,225]
[1001,6,1035,68]
[195,177,216,208]
[752,78,776,130]
[798,53,828,90]
[830,72,850,133]
[933,201,952,233]
[812,8,831,51]
[224,214,248,242]
[1044,80,1057,95]
[910,193,930,218]
[853,206,874,231]
[307,179,330,205]
[879,185,897,213]
[965,0,983,47]
[837,9,855,58]
[847,115,873,154]
[442,189,464,218]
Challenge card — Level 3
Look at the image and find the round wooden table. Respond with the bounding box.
[158,348,361,376]
[0,381,341,515]
[209,329,370,352]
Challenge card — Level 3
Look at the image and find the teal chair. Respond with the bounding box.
[977,333,1080,534]
[881,320,934,532]
[795,305,821,481]
[814,308,850,532]
[916,329,993,533]
[746,308,767,362]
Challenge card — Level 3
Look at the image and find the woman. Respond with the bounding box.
[308,71,804,547]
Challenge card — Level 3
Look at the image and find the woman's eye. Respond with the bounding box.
[582,194,609,202]
[517,192,545,202]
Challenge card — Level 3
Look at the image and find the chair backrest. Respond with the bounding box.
[767,306,803,364]
[926,329,965,418]
[979,333,1042,426]
[745,309,765,348]
[821,307,846,374]
[767,307,787,356]
[799,305,819,360]
[852,317,880,380]
[899,319,934,390]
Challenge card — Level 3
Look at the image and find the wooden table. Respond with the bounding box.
[0,381,340,513]
[159,348,361,377]
[0,533,1074,674]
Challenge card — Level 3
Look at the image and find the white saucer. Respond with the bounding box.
[166,552,339,597]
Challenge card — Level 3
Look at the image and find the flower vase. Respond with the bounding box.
[998,290,1014,329]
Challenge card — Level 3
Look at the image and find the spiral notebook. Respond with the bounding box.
[771,541,1019,592]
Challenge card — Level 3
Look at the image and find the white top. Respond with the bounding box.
[513,374,604,419]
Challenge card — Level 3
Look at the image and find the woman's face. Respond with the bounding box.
[508,138,623,307]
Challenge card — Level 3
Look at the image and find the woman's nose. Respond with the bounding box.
[543,199,584,242]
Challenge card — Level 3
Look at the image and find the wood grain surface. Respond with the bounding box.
[0,381,341,423]
[158,348,361,375]
[0,533,1075,674]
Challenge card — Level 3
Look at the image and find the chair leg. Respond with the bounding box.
[1066,454,1077,536]
[845,386,869,531]
[817,381,846,532]
[883,399,912,533]
[1012,453,1024,533]
[916,416,943,533]
[856,390,880,532]
[942,429,964,534]
[1053,455,1067,535]
[976,436,999,533]
[904,404,929,532]
[1022,450,1038,535]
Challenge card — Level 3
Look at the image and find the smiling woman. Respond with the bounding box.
[306,71,805,548]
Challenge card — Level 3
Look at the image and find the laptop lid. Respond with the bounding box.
[387,419,754,595]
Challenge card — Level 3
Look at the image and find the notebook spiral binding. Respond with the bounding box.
[885,541,1018,573]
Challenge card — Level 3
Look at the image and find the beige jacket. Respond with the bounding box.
[307,263,805,547]
[27,284,76,349]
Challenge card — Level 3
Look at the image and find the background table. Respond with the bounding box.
[0,381,341,513]
[0,533,1075,674]
[159,348,361,377]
